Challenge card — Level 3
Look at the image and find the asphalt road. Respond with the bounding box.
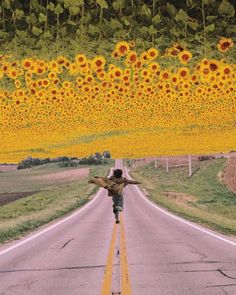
[0,159,236,295]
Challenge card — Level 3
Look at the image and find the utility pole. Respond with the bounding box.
[188,155,192,177]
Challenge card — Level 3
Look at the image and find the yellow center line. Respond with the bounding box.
[120,214,133,295]
[101,223,118,295]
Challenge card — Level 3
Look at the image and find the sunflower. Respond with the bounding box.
[62,81,71,89]
[48,61,59,73]
[56,55,67,65]
[69,63,79,76]
[22,59,32,70]
[160,70,170,80]
[91,56,106,71]
[208,59,220,72]
[115,41,130,57]
[217,38,234,52]
[148,62,160,72]
[147,48,159,60]
[48,71,58,80]
[75,54,87,65]
[140,51,149,64]
[111,50,119,59]
[141,69,150,79]
[177,67,190,79]
[129,40,136,48]
[178,50,192,64]
[112,67,123,79]
[125,51,137,66]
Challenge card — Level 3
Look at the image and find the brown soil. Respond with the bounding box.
[0,165,17,172]
[223,157,236,194]
[30,168,89,182]
[0,191,38,206]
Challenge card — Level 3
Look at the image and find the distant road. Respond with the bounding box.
[0,159,236,294]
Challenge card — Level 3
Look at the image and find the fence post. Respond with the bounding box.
[188,155,192,177]
[166,157,169,173]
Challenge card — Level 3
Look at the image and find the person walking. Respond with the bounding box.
[88,168,141,223]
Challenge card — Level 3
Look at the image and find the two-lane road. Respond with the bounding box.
[0,159,236,294]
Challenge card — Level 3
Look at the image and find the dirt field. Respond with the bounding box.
[0,191,38,206]
[0,165,17,172]
[223,157,236,193]
[29,168,89,182]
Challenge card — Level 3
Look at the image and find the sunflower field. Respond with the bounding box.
[0,1,236,162]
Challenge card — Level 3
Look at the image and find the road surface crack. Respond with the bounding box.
[61,238,74,249]
[207,283,236,288]
[217,269,236,280]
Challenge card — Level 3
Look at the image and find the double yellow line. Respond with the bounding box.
[101,215,132,295]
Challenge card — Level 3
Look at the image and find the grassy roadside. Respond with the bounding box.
[0,161,114,244]
[128,158,236,236]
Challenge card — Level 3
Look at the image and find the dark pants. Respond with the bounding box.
[112,193,124,220]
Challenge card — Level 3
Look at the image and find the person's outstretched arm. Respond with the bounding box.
[88,177,109,188]
[125,179,141,185]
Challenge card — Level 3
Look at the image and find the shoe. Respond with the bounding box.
[116,220,120,224]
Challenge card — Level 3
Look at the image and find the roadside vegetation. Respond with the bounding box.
[0,159,114,244]
[129,158,236,235]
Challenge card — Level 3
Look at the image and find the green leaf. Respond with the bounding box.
[60,27,67,36]
[218,0,235,17]
[148,25,157,35]
[112,0,125,10]
[110,18,123,30]
[16,30,28,39]
[187,21,199,30]
[67,19,77,25]
[206,15,217,21]
[64,0,80,8]
[15,9,24,20]
[152,14,161,24]
[166,3,177,17]
[175,9,188,22]
[139,26,149,37]
[96,0,108,9]
[26,14,38,25]
[39,13,47,23]
[47,2,55,11]
[141,4,151,16]
[70,39,78,47]
[226,25,236,34]
[32,26,43,36]
[121,17,130,26]
[205,23,215,32]
[43,30,52,39]
[88,24,100,36]
[170,28,180,37]
[2,0,11,9]
[69,6,80,15]
[55,4,64,15]
[186,0,193,7]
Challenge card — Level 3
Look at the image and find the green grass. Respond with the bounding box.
[129,158,236,235]
[0,160,114,244]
